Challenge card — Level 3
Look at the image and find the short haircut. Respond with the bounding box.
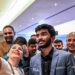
[31,34,36,37]
[3,25,15,34]
[28,38,37,45]
[35,24,56,36]
[54,39,63,45]
[13,36,27,45]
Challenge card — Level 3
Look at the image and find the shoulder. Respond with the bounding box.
[30,53,41,63]
[0,41,6,44]
[58,50,72,56]
[0,57,8,64]
[54,49,74,61]
[31,53,41,59]
[54,48,71,55]
[0,41,8,47]
[53,48,74,59]
[0,57,9,69]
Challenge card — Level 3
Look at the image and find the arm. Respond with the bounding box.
[29,58,34,75]
[66,53,75,75]
[0,58,2,70]
[22,45,29,58]
[0,57,8,71]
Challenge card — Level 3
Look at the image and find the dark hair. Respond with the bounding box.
[13,36,27,45]
[31,34,36,37]
[35,24,56,36]
[3,25,15,34]
[54,39,63,45]
[28,38,37,45]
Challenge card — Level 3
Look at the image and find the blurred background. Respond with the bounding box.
[0,0,75,48]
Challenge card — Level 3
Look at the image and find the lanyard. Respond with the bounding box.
[8,62,15,75]
[8,62,23,75]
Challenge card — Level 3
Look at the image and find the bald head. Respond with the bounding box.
[67,32,75,54]
[67,32,75,37]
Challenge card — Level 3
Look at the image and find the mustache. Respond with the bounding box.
[38,40,45,43]
[5,36,13,39]
[70,45,75,48]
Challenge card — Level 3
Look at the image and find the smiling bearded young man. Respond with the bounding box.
[0,25,15,57]
[29,24,75,75]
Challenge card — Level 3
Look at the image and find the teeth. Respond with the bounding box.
[39,42,43,44]
[70,46,75,48]
[39,41,44,43]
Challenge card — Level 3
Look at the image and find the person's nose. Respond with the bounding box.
[15,48,19,51]
[70,40,74,44]
[38,35,43,40]
[33,47,36,50]
[6,33,10,36]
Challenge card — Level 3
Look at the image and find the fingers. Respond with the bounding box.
[22,45,29,57]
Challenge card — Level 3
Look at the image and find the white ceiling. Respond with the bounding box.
[0,0,35,31]
[0,0,75,35]
[10,0,75,35]
[0,0,15,16]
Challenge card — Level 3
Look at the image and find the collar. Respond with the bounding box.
[41,47,54,61]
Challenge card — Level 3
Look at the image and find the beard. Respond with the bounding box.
[38,37,51,49]
[5,36,14,44]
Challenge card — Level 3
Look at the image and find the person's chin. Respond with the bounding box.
[39,44,44,47]
[70,47,75,50]
[69,49,75,52]
[39,43,45,46]
[39,45,45,49]
[13,55,20,59]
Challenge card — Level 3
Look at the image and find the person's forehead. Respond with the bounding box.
[11,44,21,48]
[29,44,36,46]
[4,27,13,31]
[67,33,75,38]
[36,29,48,33]
[54,42,62,44]
[68,32,75,36]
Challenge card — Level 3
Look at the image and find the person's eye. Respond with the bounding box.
[68,39,71,42]
[4,33,7,35]
[8,32,12,34]
[12,47,16,49]
[73,39,75,42]
[41,32,48,36]
[36,34,39,37]
[4,32,12,35]
[18,48,22,51]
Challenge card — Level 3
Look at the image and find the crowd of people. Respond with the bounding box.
[0,24,75,75]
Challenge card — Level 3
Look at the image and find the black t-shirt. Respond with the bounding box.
[41,47,54,75]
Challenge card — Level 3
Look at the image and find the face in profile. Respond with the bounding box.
[3,27,15,44]
[8,44,23,60]
[67,32,75,52]
[36,29,53,49]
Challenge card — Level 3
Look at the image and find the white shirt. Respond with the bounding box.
[0,58,24,75]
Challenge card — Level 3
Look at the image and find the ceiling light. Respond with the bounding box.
[54,3,58,6]
[0,0,35,31]
[38,20,46,24]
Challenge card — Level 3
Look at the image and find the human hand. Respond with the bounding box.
[22,45,29,57]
